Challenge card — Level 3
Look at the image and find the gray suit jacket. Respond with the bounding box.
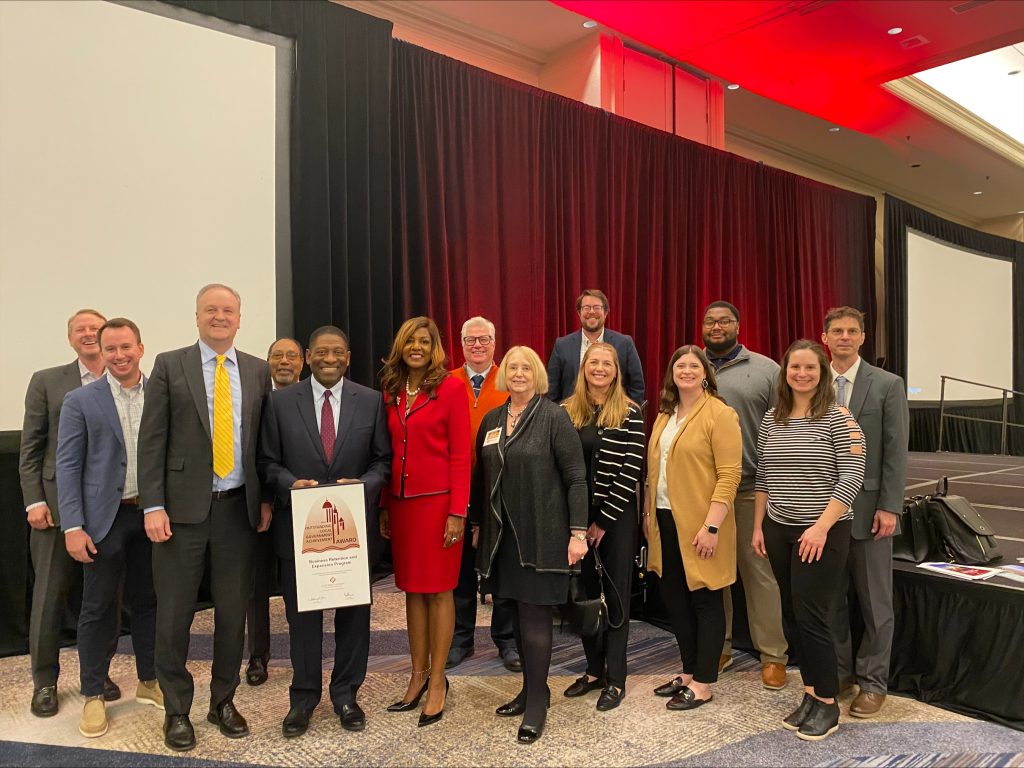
[138,343,271,528]
[56,376,137,542]
[19,360,83,524]
[258,377,391,560]
[844,360,910,540]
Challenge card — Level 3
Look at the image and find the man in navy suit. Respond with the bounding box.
[56,318,163,739]
[546,289,645,403]
[258,325,391,738]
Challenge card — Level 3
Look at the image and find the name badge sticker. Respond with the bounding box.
[483,427,502,446]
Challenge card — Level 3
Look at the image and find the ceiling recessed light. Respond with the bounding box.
[828,126,841,132]
[973,191,983,195]
[582,20,597,28]
[887,27,903,35]
[727,83,740,90]
[1009,70,1021,76]
[910,163,921,168]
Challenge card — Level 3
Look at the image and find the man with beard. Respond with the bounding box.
[701,300,789,690]
[258,325,390,737]
[546,289,645,404]
[244,337,305,687]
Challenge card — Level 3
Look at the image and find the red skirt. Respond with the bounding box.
[389,493,462,593]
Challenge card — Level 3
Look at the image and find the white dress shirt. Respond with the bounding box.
[311,376,344,436]
[830,356,862,408]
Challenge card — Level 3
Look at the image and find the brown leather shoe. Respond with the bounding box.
[850,690,885,718]
[718,654,733,674]
[761,662,787,690]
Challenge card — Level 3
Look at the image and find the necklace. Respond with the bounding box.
[507,402,528,432]
[405,378,421,416]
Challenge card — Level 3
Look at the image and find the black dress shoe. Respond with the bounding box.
[596,685,625,711]
[103,676,122,702]
[417,678,449,727]
[666,687,713,711]
[517,714,546,745]
[386,676,429,712]
[206,700,250,738]
[782,693,817,732]
[30,685,58,717]
[445,645,474,669]
[563,675,605,698]
[653,676,686,698]
[164,715,196,752]
[500,648,522,673]
[496,687,550,717]
[282,707,313,738]
[796,699,839,741]
[245,656,268,686]
[339,702,366,732]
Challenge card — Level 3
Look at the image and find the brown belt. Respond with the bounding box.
[120,496,139,506]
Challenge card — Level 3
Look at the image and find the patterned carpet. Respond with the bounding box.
[1,579,1022,767]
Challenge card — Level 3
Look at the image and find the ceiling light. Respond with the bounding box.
[911,163,921,168]
[828,126,841,132]
[973,191,983,195]
[1009,70,1021,76]
[727,83,740,90]
[887,27,903,35]
[582,20,597,28]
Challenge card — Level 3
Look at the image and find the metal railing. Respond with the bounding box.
[937,375,1024,455]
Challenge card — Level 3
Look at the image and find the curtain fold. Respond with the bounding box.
[392,41,876,403]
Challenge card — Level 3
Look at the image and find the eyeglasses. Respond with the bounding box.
[462,335,493,346]
[269,351,301,361]
[580,305,606,314]
[702,318,736,328]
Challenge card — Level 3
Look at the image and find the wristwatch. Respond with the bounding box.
[703,523,719,534]
[572,531,587,541]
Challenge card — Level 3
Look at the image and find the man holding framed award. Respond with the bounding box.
[258,325,391,738]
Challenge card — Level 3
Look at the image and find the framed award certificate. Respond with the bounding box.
[290,481,371,611]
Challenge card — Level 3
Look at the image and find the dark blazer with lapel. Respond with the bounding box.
[138,343,271,527]
[258,377,392,560]
[19,360,83,524]
[545,328,646,404]
[844,360,910,540]
[55,376,135,543]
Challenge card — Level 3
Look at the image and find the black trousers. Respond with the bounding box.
[79,503,156,696]
[245,529,275,662]
[580,510,636,690]
[452,528,515,653]
[280,557,369,711]
[152,492,255,716]
[28,525,83,688]
[656,509,725,685]
[763,517,851,699]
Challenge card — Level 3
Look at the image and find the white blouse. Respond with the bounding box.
[655,410,685,509]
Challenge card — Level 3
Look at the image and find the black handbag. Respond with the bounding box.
[926,477,1001,566]
[564,549,626,638]
[892,495,935,563]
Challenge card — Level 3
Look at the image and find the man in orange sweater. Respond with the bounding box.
[446,316,520,672]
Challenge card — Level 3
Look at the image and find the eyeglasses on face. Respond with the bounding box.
[702,318,736,328]
[463,335,493,346]
[579,304,606,314]
[269,351,301,360]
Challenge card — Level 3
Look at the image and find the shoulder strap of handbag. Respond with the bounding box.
[592,549,626,631]
[934,476,949,497]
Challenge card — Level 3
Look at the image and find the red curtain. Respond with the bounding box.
[392,41,876,404]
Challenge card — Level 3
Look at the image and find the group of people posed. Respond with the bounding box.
[19,285,908,753]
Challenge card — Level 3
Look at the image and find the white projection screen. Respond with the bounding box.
[906,230,1014,402]
[0,0,292,431]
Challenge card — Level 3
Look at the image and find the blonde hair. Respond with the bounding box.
[496,346,548,395]
[67,309,106,333]
[379,316,448,399]
[563,342,636,429]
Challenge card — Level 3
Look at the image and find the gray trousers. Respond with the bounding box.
[29,525,82,688]
[722,492,788,665]
[832,534,894,695]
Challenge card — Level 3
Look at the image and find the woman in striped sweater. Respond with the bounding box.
[560,343,645,711]
[752,339,866,742]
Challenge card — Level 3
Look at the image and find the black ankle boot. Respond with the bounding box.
[782,693,816,731]
[796,699,839,741]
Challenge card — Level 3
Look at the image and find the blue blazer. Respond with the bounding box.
[56,376,139,543]
[545,328,646,404]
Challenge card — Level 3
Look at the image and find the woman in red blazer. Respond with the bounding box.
[380,316,471,727]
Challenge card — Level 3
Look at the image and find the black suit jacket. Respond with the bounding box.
[546,328,646,404]
[257,377,391,560]
[138,343,271,528]
[19,360,83,524]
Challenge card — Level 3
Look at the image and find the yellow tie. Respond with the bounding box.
[212,354,235,479]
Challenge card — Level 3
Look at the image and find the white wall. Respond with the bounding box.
[0,1,279,430]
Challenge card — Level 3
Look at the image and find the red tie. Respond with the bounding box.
[321,391,336,461]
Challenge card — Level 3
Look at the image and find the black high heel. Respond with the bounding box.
[517,710,546,744]
[387,674,430,713]
[496,686,551,717]
[417,678,450,727]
